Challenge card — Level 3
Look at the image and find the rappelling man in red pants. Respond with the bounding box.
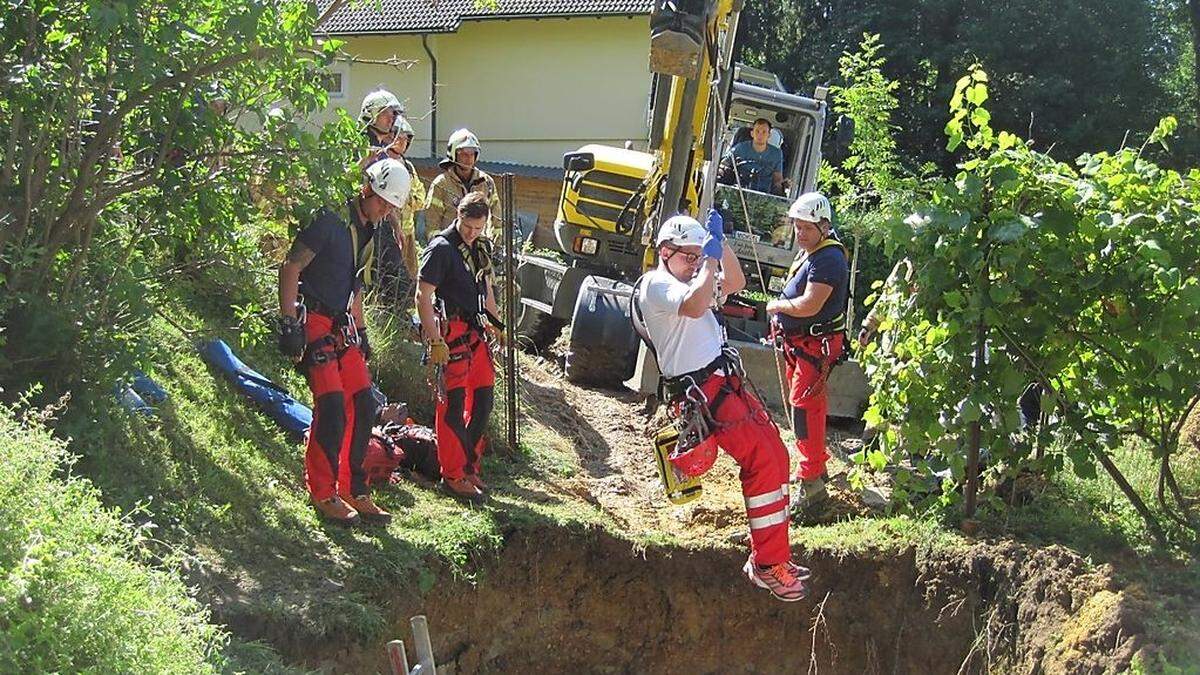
[766,192,850,514]
[633,210,810,602]
[415,192,504,505]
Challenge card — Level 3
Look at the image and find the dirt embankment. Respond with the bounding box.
[214,357,1151,673]
[515,358,866,548]
[287,526,1149,674]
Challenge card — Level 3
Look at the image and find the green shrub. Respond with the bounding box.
[861,66,1200,548]
[0,407,226,672]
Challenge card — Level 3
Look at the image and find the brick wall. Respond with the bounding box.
[413,166,562,248]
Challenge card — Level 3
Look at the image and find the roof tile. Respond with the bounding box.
[316,0,653,35]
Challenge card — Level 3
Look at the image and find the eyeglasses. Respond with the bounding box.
[664,246,703,264]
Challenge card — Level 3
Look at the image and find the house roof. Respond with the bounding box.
[315,0,653,36]
[409,156,564,180]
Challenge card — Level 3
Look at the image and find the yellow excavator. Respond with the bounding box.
[514,0,868,419]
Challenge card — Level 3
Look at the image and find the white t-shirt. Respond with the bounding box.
[636,268,723,378]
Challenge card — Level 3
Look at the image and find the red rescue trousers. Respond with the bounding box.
[696,372,792,566]
[302,311,374,500]
[436,319,495,481]
[781,332,845,481]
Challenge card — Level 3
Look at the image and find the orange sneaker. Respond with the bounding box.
[783,559,813,582]
[743,558,808,602]
[341,494,392,525]
[313,495,359,526]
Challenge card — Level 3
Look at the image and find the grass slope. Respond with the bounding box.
[0,407,225,673]
[61,307,613,654]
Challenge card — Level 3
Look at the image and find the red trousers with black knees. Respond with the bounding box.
[303,311,374,500]
[697,373,792,566]
[435,320,495,481]
[782,333,845,481]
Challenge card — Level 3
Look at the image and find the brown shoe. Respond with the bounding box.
[465,473,489,494]
[440,477,487,505]
[341,493,392,525]
[313,495,359,526]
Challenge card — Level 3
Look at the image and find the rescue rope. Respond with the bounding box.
[707,79,794,433]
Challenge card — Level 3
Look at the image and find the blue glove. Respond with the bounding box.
[703,234,724,260]
[706,208,725,243]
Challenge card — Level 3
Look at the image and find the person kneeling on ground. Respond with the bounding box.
[277,159,411,527]
[361,398,442,487]
[415,192,505,504]
[634,210,811,602]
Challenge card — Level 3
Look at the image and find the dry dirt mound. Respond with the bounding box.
[211,354,1155,673]
[1182,404,1200,453]
[516,356,863,545]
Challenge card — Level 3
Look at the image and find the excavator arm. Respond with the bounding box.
[639,0,743,263]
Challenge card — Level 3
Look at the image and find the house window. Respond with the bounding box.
[323,67,347,99]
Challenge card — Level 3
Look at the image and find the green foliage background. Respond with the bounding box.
[737,0,1198,170]
[0,405,226,672]
[855,64,1200,549]
[0,0,362,397]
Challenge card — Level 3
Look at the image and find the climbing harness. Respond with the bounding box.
[296,295,363,369]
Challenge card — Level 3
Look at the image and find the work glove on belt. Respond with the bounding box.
[427,339,449,366]
[487,324,507,348]
[278,315,306,361]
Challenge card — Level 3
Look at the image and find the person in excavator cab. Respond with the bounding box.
[277,159,412,526]
[766,192,851,514]
[718,117,784,195]
[632,210,812,602]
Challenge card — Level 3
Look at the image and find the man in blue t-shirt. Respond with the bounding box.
[277,159,411,527]
[415,192,504,505]
[725,118,784,194]
[765,192,849,513]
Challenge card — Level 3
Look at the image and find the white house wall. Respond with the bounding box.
[318,34,434,155]
[317,15,652,167]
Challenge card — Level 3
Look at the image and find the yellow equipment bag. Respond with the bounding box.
[653,424,703,505]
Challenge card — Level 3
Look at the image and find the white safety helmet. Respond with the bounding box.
[788,192,832,223]
[395,115,415,139]
[655,214,707,248]
[359,89,404,128]
[440,128,482,168]
[365,158,412,208]
[447,128,481,157]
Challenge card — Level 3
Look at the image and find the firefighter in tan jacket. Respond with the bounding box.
[358,91,426,286]
[425,128,501,242]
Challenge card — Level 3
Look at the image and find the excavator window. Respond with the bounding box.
[717,123,791,197]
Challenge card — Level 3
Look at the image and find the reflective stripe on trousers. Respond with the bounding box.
[694,373,793,566]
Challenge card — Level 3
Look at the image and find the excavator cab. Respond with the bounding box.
[712,76,828,296]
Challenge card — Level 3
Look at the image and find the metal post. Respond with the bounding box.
[410,615,437,675]
[386,640,410,675]
[502,173,519,452]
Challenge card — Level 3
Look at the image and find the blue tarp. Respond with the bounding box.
[198,339,312,440]
[114,370,169,417]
